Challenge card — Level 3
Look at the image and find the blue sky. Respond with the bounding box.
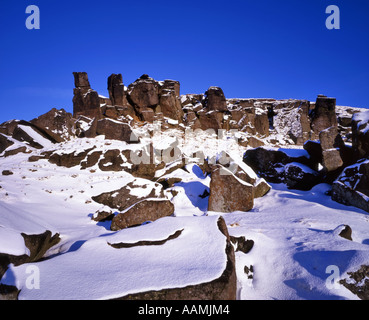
[0,0,368,123]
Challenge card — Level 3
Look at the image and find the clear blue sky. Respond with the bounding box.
[0,0,368,123]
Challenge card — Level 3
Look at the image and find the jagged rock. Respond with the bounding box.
[92,179,164,211]
[208,165,254,213]
[98,149,124,171]
[310,95,338,136]
[107,73,127,107]
[352,111,369,160]
[95,118,138,142]
[198,110,223,130]
[230,236,254,254]
[30,108,74,142]
[48,147,95,168]
[159,89,184,122]
[110,199,175,230]
[127,75,159,117]
[337,225,353,241]
[319,126,345,150]
[331,159,369,213]
[205,87,227,112]
[73,72,101,119]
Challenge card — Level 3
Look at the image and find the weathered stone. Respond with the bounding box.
[159,89,184,122]
[208,165,254,213]
[127,75,159,114]
[107,73,127,107]
[284,162,321,191]
[310,95,338,135]
[322,149,344,172]
[205,87,227,112]
[254,178,271,198]
[92,179,164,211]
[96,119,137,142]
[98,149,124,171]
[30,108,74,142]
[340,265,369,300]
[48,147,95,168]
[0,134,14,154]
[110,199,175,231]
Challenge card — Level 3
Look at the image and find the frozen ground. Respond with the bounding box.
[1,129,368,300]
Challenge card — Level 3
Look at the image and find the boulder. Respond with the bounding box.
[72,72,101,119]
[0,134,14,154]
[254,178,271,198]
[95,119,138,142]
[284,162,321,191]
[92,179,164,211]
[110,199,175,230]
[30,108,74,142]
[331,159,369,213]
[159,89,184,122]
[208,165,254,213]
[127,75,159,116]
[107,73,127,107]
[205,87,227,112]
[310,95,338,136]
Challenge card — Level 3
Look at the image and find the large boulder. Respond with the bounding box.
[110,199,175,230]
[127,75,159,118]
[284,162,321,191]
[72,72,101,119]
[92,179,164,212]
[208,165,254,213]
[205,87,227,112]
[30,108,74,142]
[331,159,369,213]
[310,95,338,136]
[159,89,184,122]
[95,118,138,142]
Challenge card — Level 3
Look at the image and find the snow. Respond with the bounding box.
[17,125,54,149]
[1,127,369,300]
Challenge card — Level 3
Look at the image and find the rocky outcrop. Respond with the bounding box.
[110,199,175,230]
[310,95,338,136]
[340,265,369,300]
[73,72,101,119]
[205,87,227,112]
[30,108,74,142]
[95,118,137,142]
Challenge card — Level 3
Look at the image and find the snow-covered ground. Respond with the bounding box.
[1,128,369,300]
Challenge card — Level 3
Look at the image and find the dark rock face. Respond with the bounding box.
[331,160,369,213]
[73,72,101,119]
[110,199,175,230]
[208,165,254,213]
[0,134,14,154]
[107,73,126,107]
[310,95,338,136]
[159,89,184,122]
[115,217,237,300]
